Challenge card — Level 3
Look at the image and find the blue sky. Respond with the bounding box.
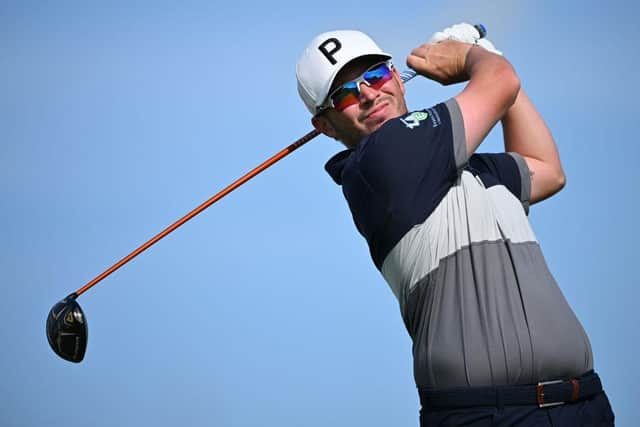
[2,1,639,426]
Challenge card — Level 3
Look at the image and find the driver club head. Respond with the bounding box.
[46,293,88,363]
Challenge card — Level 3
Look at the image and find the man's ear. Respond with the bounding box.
[311,114,338,140]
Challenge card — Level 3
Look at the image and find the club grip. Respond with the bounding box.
[474,24,487,39]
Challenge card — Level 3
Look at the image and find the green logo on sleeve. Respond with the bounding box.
[400,111,429,129]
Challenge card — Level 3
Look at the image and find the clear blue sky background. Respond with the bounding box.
[2,1,638,426]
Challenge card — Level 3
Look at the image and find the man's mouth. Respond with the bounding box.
[364,102,389,123]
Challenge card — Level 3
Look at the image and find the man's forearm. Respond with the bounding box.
[502,89,566,203]
[457,46,520,154]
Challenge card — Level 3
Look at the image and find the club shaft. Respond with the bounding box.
[75,129,320,296]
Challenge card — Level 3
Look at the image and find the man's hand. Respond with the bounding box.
[406,40,474,86]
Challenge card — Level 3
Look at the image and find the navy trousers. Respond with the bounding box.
[420,391,615,426]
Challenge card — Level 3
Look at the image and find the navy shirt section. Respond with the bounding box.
[467,153,523,202]
[325,103,458,269]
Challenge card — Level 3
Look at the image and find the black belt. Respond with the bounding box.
[419,371,603,408]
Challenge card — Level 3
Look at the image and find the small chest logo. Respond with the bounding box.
[400,111,429,129]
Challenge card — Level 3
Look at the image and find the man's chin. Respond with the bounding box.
[367,116,390,132]
[365,108,405,133]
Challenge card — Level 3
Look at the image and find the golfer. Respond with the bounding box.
[295,24,614,426]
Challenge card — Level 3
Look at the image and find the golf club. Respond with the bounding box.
[46,24,487,363]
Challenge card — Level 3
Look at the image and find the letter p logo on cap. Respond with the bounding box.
[318,38,342,65]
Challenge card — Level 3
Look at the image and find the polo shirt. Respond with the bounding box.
[325,99,593,388]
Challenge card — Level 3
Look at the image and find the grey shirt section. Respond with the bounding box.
[404,241,593,388]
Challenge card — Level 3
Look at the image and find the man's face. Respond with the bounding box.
[312,56,409,148]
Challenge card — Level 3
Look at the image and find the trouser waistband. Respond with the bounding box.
[419,370,602,409]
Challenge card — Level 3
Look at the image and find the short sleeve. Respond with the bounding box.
[444,98,469,170]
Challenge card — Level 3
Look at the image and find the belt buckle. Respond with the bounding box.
[537,380,565,408]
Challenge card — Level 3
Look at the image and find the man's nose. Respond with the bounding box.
[358,82,379,102]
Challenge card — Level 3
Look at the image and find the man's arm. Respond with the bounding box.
[502,89,566,203]
[406,40,520,156]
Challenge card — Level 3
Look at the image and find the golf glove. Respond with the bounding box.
[429,23,502,56]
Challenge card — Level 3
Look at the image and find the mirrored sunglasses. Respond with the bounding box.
[319,61,394,113]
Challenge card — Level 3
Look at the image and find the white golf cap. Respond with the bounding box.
[296,30,392,115]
